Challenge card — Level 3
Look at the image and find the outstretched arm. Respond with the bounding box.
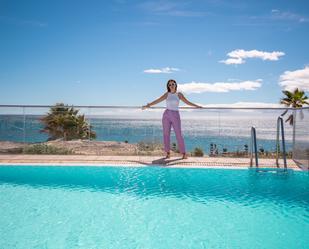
[178,92,202,108]
[142,92,168,109]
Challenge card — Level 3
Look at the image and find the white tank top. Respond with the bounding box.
[166,92,180,111]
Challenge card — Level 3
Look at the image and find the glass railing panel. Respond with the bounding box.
[24,107,49,143]
[86,107,163,156]
[180,108,294,158]
[244,108,293,158]
[179,108,219,157]
[293,107,309,169]
[0,106,26,153]
[25,106,93,155]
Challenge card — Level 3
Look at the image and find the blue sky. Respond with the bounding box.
[1,0,309,107]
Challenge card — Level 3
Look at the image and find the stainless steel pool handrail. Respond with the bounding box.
[250,127,258,168]
[276,116,287,169]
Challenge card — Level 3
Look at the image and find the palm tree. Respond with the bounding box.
[40,103,96,141]
[280,88,309,125]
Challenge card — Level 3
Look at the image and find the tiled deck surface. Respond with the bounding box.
[0,154,300,170]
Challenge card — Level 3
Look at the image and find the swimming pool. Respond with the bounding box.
[0,165,308,249]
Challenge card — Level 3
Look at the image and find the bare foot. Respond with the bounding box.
[182,153,188,159]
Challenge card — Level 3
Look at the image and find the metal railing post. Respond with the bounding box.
[276,117,280,166]
[22,106,26,144]
[292,109,296,161]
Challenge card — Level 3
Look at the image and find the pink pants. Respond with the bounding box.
[162,109,186,154]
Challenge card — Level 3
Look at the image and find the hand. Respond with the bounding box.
[142,104,151,110]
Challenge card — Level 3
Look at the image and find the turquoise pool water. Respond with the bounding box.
[0,166,308,249]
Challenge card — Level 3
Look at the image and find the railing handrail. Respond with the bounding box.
[276,116,287,169]
[250,126,258,168]
[0,104,308,110]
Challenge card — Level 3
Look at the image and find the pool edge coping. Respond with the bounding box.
[0,162,301,171]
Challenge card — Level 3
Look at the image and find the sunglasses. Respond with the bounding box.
[168,83,176,86]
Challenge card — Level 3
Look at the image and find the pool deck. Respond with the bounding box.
[0,154,300,170]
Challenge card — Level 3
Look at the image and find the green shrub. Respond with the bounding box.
[40,103,96,141]
[244,144,248,153]
[137,141,163,151]
[193,147,204,157]
[23,144,74,155]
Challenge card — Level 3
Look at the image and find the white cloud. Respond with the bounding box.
[220,49,285,65]
[139,1,178,12]
[178,80,262,93]
[271,9,309,23]
[143,67,180,74]
[227,78,242,82]
[279,66,309,92]
[138,1,206,17]
[0,15,47,27]
[163,10,205,17]
[221,57,244,65]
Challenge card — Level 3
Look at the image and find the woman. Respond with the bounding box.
[142,79,202,159]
